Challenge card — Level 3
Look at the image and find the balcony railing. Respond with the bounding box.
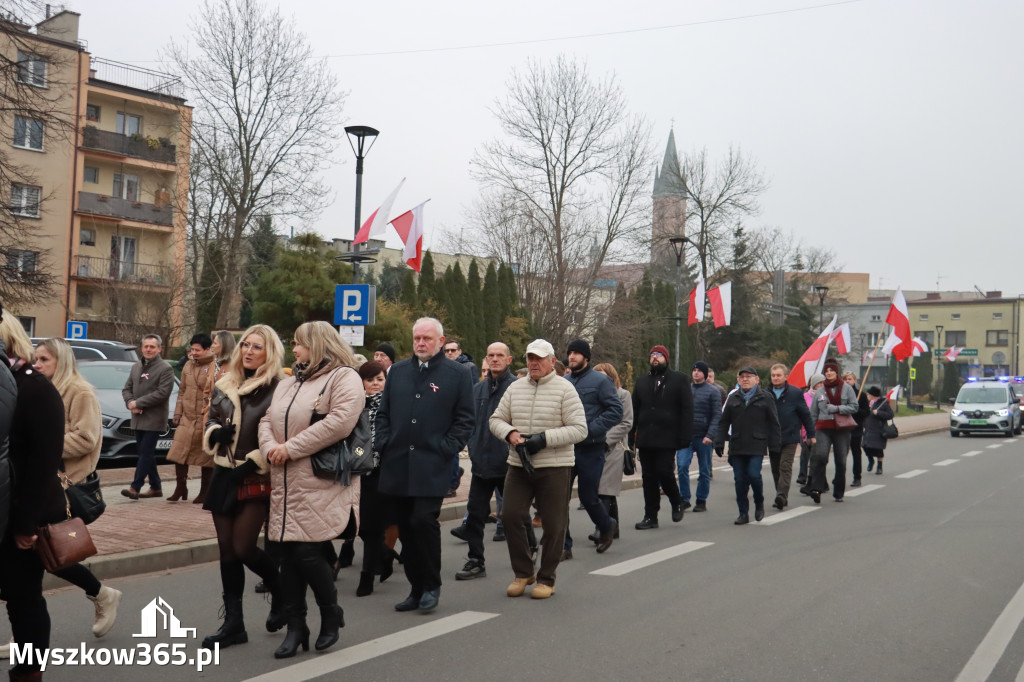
[74,255,171,287]
[82,126,176,164]
[89,58,185,100]
[78,192,172,227]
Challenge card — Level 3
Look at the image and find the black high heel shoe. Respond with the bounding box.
[380,547,399,583]
[315,605,345,651]
[274,625,310,659]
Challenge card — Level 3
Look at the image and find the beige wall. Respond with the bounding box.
[908,298,1022,375]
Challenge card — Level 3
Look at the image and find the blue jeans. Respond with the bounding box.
[676,436,712,502]
[729,454,764,515]
[131,429,162,491]
[564,447,613,550]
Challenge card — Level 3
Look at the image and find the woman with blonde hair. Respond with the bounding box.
[211,331,236,369]
[0,308,66,680]
[259,320,363,658]
[33,339,122,637]
[589,363,633,541]
[200,325,286,650]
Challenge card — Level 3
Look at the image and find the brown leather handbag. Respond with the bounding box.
[236,474,271,501]
[36,477,99,572]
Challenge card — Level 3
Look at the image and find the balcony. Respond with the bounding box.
[89,58,185,100]
[74,255,171,288]
[82,126,176,164]
[78,191,172,227]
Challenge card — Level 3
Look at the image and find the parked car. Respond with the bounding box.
[77,360,179,465]
[31,337,139,363]
[950,379,1022,437]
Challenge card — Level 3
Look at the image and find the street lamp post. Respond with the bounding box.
[935,324,944,408]
[668,237,687,371]
[343,125,379,285]
[814,285,830,330]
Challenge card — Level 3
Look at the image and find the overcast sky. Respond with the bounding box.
[74,0,1023,296]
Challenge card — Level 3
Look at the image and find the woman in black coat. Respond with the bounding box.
[862,386,895,475]
[0,313,66,680]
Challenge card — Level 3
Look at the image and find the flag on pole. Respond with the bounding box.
[687,279,705,325]
[788,315,838,388]
[862,349,876,365]
[830,323,852,354]
[944,346,963,362]
[911,337,929,357]
[389,200,428,272]
[885,287,914,361]
[707,282,731,328]
[886,385,901,401]
[353,178,405,244]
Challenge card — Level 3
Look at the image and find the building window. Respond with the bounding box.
[83,166,99,184]
[10,184,41,217]
[80,228,95,246]
[86,104,100,122]
[987,330,1009,347]
[951,313,961,320]
[16,51,46,87]
[6,249,37,275]
[915,331,934,346]
[77,289,92,308]
[116,112,142,136]
[16,316,34,335]
[993,312,1003,320]
[869,314,881,322]
[918,314,929,321]
[945,330,967,347]
[112,173,139,201]
[12,116,43,150]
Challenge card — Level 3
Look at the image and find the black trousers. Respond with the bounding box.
[279,541,338,621]
[357,470,388,575]
[0,536,49,673]
[466,473,536,563]
[850,430,864,479]
[389,495,443,595]
[639,448,681,518]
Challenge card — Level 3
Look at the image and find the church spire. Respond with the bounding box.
[652,128,684,197]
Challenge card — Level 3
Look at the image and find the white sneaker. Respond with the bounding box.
[88,586,122,637]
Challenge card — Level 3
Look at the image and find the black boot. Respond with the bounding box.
[356,571,374,597]
[266,586,287,633]
[315,604,345,651]
[337,540,355,569]
[274,620,310,659]
[201,595,247,650]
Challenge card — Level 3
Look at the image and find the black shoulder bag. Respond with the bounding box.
[309,368,374,486]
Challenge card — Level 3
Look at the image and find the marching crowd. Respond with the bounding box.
[0,311,897,679]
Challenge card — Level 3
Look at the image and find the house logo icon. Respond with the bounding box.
[133,597,197,638]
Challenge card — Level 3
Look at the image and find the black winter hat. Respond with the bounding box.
[692,361,710,380]
[374,342,396,363]
[567,339,591,361]
[867,386,882,397]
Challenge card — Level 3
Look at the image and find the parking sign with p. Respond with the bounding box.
[334,285,376,326]
[67,320,88,339]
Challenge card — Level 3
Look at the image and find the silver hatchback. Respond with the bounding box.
[950,380,1022,437]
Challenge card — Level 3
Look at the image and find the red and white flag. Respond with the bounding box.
[886,385,901,401]
[353,178,405,244]
[389,200,429,273]
[944,346,963,362]
[687,278,705,325]
[707,282,731,328]
[885,287,914,361]
[788,315,838,388]
[831,323,852,354]
[862,349,876,365]
[911,337,929,357]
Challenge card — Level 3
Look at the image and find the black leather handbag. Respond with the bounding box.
[65,470,106,525]
[309,369,374,486]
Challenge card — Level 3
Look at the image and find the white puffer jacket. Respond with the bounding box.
[489,370,587,468]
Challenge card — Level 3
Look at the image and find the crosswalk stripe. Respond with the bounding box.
[844,483,884,497]
[243,611,500,682]
[934,459,959,466]
[757,506,819,526]
[590,541,713,576]
[896,469,927,479]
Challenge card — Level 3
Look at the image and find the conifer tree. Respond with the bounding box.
[418,251,437,305]
[482,262,502,348]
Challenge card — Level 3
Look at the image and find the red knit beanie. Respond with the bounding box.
[650,345,670,363]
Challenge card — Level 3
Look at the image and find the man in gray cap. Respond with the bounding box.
[490,339,587,599]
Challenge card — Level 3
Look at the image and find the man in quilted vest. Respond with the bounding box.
[489,339,587,600]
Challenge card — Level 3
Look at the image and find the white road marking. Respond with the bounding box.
[714,465,731,471]
[844,483,885,497]
[962,451,983,457]
[1004,439,1016,444]
[934,459,959,466]
[243,611,500,682]
[895,469,928,479]
[757,506,820,526]
[987,444,1003,449]
[955,578,1024,682]
[590,541,713,576]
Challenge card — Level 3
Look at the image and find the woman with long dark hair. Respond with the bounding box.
[354,360,392,597]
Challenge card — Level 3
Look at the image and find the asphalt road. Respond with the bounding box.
[19,430,1024,681]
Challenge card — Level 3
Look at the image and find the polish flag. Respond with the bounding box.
[911,337,929,357]
[687,278,705,325]
[830,323,852,354]
[862,349,876,365]
[389,200,429,272]
[353,178,405,244]
[886,385,901,401]
[707,282,731,328]
[788,315,838,388]
[944,346,963,362]
[885,287,914,361]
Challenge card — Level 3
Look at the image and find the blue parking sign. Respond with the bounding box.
[67,320,88,339]
[333,285,376,326]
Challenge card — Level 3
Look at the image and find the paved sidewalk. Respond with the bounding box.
[47,408,949,589]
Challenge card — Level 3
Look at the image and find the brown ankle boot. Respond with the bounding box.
[167,463,189,502]
[192,467,212,504]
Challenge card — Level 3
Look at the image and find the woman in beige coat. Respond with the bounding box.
[259,321,363,659]
[33,338,123,637]
[167,333,219,503]
[590,363,633,540]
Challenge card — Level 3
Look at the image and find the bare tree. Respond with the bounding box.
[471,56,651,347]
[168,0,345,328]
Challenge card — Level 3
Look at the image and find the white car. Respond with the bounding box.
[950,379,1022,437]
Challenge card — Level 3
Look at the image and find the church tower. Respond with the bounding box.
[651,129,687,265]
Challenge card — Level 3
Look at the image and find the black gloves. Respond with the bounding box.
[514,442,536,475]
[227,459,258,481]
[523,432,547,455]
[210,422,237,446]
[714,443,725,457]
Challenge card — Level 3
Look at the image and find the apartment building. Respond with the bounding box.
[2,10,190,344]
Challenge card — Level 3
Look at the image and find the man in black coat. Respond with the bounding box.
[0,337,15,541]
[630,344,693,529]
[716,367,781,525]
[376,317,475,613]
[768,363,815,510]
